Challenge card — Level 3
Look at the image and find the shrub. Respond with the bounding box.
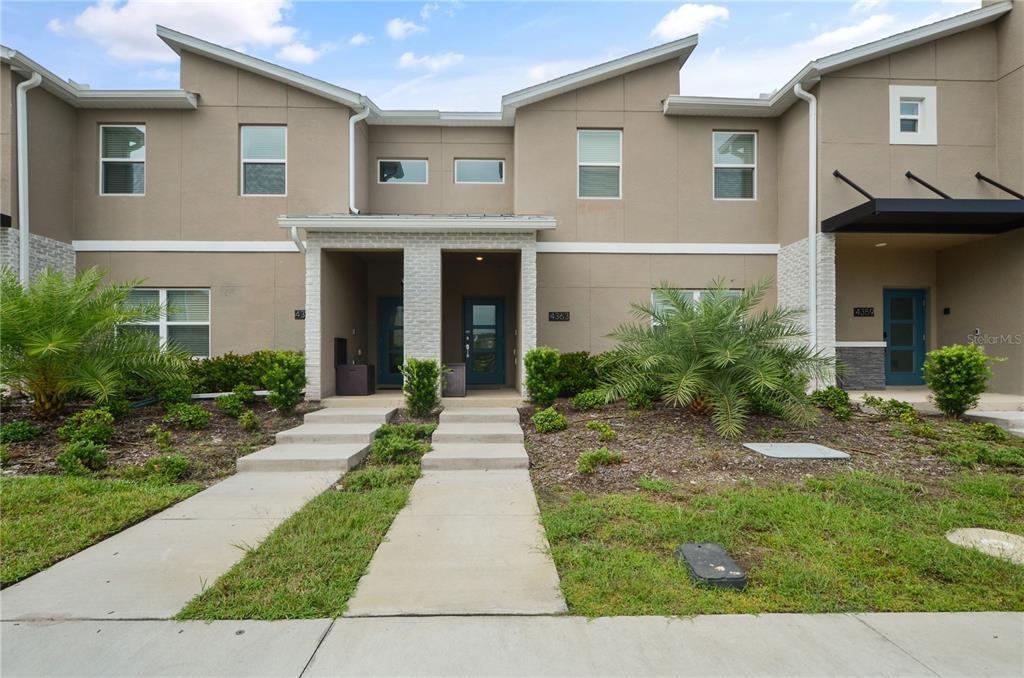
[104,397,132,420]
[0,420,41,444]
[923,343,1000,418]
[163,403,211,430]
[266,353,306,415]
[145,424,174,453]
[525,347,561,407]
[626,384,659,410]
[597,279,834,439]
[585,420,617,442]
[376,423,437,440]
[238,409,261,432]
[570,389,606,411]
[400,358,441,418]
[969,422,1009,443]
[157,376,194,405]
[215,393,245,418]
[937,440,1024,468]
[810,386,853,421]
[144,453,191,482]
[532,406,568,433]
[577,447,623,474]
[56,440,108,475]
[57,408,115,445]
[233,384,257,404]
[863,395,917,421]
[343,464,420,492]
[557,352,598,397]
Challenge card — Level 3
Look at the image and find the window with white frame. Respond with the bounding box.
[125,288,211,358]
[889,85,937,145]
[100,125,146,195]
[651,288,743,325]
[241,126,287,195]
[454,159,504,184]
[577,129,621,199]
[378,159,428,184]
[713,131,756,200]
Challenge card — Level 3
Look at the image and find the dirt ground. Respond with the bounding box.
[521,400,985,495]
[1,399,317,483]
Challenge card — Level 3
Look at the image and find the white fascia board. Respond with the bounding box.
[536,242,779,255]
[73,240,300,253]
[502,35,698,113]
[372,110,510,127]
[279,215,556,233]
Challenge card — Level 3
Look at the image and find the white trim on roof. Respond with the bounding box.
[536,242,779,255]
[279,214,556,233]
[374,110,511,127]
[73,240,301,253]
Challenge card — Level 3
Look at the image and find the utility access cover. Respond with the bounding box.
[742,442,850,459]
[676,543,747,590]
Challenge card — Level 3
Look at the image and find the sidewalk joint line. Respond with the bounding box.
[298,618,335,678]
[850,613,942,677]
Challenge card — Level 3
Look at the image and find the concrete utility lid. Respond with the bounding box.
[742,442,850,459]
[946,528,1024,565]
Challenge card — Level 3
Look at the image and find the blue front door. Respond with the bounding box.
[883,289,927,386]
[463,298,505,385]
[377,297,403,386]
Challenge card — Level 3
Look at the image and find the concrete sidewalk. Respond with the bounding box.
[3,613,1021,677]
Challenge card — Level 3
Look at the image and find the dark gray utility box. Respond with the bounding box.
[336,364,375,396]
[443,363,466,397]
[675,543,747,590]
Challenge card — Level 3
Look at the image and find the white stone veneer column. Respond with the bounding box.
[776,234,837,387]
[402,241,442,365]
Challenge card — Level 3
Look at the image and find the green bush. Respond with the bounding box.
[157,376,194,405]
[104,397,132,420]
[144,453,191,482]
[577,447,623,474]
[0,421,41,444]
[163,403,211,430]
[376,423,437,440]
[57,408,115,445]
[238,409,261,432]
[570,389,605,411]
[188,351,305,393]
[343,464,420,492]
[265,352,305,415]
[215,393,245,418]
[557,352,598,397]
[969,422,1010,443]
[585,420,617,442]
[145,424,174,452]
[56,440,108,475]
[525,347,561,407]
[936,440,1024,468]
[810,386,853,421]
[233,384,257,403]
[532,406,568,433]
[400,358,441,418]
[626,384,659,410]
[923,343,999,418]
[863,395,917,421]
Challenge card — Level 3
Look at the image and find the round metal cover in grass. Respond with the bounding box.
[946,528,1024,565]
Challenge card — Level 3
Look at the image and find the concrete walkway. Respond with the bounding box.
[345,408,566,616]
[4,613,1021,677]
[1,405,394,621]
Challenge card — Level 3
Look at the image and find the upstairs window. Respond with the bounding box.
[125,288,211,358]
[379,159,428,184]
[100,125,146,195]
[455,159,504,184]
[899,99,921,133]
[241,126,287,195]
[713,131,756,200]
[577,129,621,199]
[889,85,936,145]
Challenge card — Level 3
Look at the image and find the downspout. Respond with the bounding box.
[348,100,371,214]
[793,83,817,352]
[15,72,42,287]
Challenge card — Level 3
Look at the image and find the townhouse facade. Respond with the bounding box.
[2,1,1022,399]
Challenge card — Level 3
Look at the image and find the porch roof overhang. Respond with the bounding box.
[822,199,1024,235]
[278,213,557,234]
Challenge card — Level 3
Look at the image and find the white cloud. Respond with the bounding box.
[64,0,297,63]
[651,4,729,41]
[275,42,330,64]
[398,51,464,73]
[349,32,371,46]
[420,3,439,21]
[386,17,426,40]
[799,13,895,51]
[851,0,887,14]
[526,58,600,83]
[46,17,67,35]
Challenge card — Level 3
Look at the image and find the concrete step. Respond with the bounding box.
[304,407,396,425]
[421,443,529,471]
[276,423,377,445]
[237,443,368,473]
[441,396,524,409]
[431,423,524,445]
[439,408,520,424]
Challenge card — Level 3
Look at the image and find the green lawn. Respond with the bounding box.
[177,465,416,620]
[1,475,201,587]
[540,471,1024,616]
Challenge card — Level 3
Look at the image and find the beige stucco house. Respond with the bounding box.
[2,1,1022,398]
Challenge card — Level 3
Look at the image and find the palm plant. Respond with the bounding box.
[597,278,835,439]
[1,267,191,419]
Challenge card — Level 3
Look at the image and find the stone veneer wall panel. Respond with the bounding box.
[0,227,75,279]
[776,233,837,385]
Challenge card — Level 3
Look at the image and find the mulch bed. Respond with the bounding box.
[2,399,318,483]
[522,400,973,495]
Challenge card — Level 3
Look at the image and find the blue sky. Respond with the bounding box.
[1,1,981,110]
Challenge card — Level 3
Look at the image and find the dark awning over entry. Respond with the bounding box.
[822,198,1024,234]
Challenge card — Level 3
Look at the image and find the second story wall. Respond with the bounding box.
[995,3,1023,191]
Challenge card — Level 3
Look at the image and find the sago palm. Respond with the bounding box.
[1,267,190,419]
[597,278,835,439]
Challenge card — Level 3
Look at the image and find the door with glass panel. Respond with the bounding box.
[463,298,505,386]
[377,297,404,387]
[883,289,926,386]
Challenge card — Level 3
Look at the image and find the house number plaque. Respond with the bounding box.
[548,311,570,322]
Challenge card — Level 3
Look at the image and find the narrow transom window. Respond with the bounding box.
[713,131,756,200]
[100,125,145,195]
[899,99,921,133]
[241,126,287,195]
[125,288,211,358]
[577,129,621,199]
[455,159,504,184]
[379,159,428,184]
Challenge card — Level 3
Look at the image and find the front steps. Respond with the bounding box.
[421,408,528,470]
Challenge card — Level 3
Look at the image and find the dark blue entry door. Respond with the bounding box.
[377,297,403,386]
[463,298,505,385]
[883,289,927,386]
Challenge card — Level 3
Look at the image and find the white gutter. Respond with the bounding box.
[793,83,817,352]
[15,71,42,287]
[348,102,371,214]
